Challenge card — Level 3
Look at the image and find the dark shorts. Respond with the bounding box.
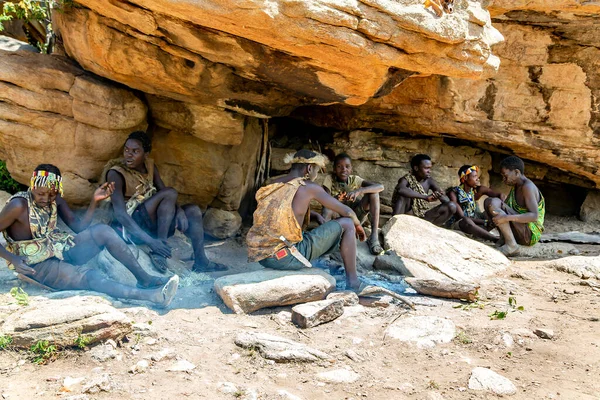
[129,203,176,244]
[31,256,92,291]
[259,220,344,270]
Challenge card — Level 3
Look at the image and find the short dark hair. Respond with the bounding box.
[410,154,431,169]
[500,156,524,174]
[334,153,352,166]
[126,131,152,153]
[34,164,61,177]
[291,149,317,170]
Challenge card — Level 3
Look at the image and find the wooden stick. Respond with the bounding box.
[404,278,479,302]
[357,285,415,309]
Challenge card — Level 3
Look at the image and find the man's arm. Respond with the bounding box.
[477,186,506,201]
[394,178,434,201]
[57,182,115,233]
[310,210,325,225]
[0,200,36,276]
[312,185,361,226]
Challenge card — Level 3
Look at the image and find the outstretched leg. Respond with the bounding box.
[85,270,179,308]
[458,217,499,242]
[182,204,228,272]
[336,217,360,290]
[424,201,458,226]
[67,225,169,288]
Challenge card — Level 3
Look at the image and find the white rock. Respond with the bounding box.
[82,374,113,394]
[533,328,554,340]
[129,360,149,374]
[217,382,239,394]
[166,359,196,372]
[385,316,456,348]
[278,390,304,400]
[382,215,510,281]
[148,348,176,362]
[468,367,517,396]
[62,377,85,392]
[316,369,360,384]
[215,269,336,314]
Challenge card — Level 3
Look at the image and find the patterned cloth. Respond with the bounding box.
[2,190,75,269]
[505,187,545,246]
[452,185,481,218]
[247,177,310,262]
[322,174,364,201]
[103,158,157,216]
[404,173,430,218]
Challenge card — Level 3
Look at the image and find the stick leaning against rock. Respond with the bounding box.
[356,285,415,310]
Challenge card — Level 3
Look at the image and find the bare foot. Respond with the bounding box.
[498,243,519,256]
[345,278,362,292]
[150,275,179,308]
[137,275,170,289]
[192,261,228,272]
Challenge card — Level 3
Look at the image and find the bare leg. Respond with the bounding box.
[336,217,360,290]
[485,198,519,255]
[361,193,383,254]
[424,201,458,226]
[85,270,179,307]
[182,204,228,272]
[142,188,178,241]
[68,226,168,288]
[458,217,499,242]
[392,194,412,215]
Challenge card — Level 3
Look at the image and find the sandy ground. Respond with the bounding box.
[0,216,599,400]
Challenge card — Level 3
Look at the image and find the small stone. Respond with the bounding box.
[165,359,196,372]
[129,360,149,374]
[82,374,113,394]
[277,389,304,400]
[326,291,359,306]
[344,349,364,362]
[241,388,259,400]
[62,377,85,392]
[291,299,344,328]
[148,348,176,362]
[468,367,517,396]
[90,343,119,362]
[533,328,554,340]
[143,338,157,346]
[218,382,238,394]
[316,369,360,384]
[502,333,514,348]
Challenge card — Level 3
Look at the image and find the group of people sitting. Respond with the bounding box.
[0,131,226,307]
[0,133,545,305]
[247,150,545,290]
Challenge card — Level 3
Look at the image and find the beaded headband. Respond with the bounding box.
[30,170,63,196]
[459,165,479,183]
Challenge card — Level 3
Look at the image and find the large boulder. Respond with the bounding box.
[214,268,337,314]
[382,215,510,282]
[203,208,242,239]
[580,190,600,224]
[0,50,147,204]
[0,296,132,348]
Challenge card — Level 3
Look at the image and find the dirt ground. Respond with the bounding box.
[1,215,599,400]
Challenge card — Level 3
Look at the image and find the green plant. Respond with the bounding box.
[233,390,244,398]
[427,380,440,390]
[0,335,13,350]
[9,287,29,306]
[74,334,92,349]
[455,331,473,344]
[29,340,58,364]
[0,161,26,194]
[489,296,524,320]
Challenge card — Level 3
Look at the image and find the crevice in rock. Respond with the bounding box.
[476,81,496,120]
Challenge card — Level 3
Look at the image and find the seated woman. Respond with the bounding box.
[446,165,504,242]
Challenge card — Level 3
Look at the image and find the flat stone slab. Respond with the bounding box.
[234,331,332,363]
[385,316,456,348]
[292,299,344,328]
[468,367,517,396]
[215,268,336,314]
[383,215,510,282]
[0,296,132,348]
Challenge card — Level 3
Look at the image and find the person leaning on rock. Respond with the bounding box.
[484,156,545,256]
[0,164,178,307]
[246,149,366,291]
[321,153,384,255]
[392,154,459,226]
[103,131,227,274]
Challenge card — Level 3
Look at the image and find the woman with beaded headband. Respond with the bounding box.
[446,164,504,242]
[0,164,179,307]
